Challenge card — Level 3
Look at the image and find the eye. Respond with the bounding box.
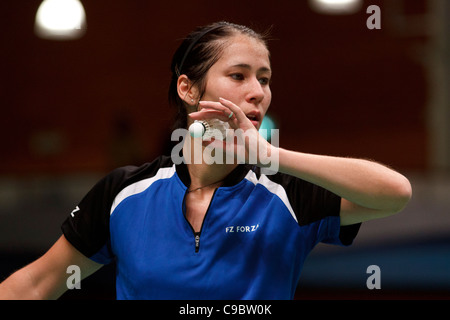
[258,77,270,86]
[230,73,244,81]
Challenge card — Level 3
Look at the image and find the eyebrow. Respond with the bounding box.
[230,63,272,74]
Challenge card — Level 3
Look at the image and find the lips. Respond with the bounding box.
[246,111,261,128]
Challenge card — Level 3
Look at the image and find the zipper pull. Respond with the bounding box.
[195,233,200,253]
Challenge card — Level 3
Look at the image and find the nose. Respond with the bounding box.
[245,77,265,104]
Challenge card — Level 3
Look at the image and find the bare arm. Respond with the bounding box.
[0,235,103,300]
[276,149,412,225]
[189,98,413,226]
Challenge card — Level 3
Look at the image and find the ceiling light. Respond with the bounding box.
[309,0,363,15]
[35,0,87,40]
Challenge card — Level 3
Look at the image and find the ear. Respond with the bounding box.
[177,75,199,106]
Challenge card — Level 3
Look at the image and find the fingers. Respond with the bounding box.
[189,109,231,122]
[191,98,253,130]
[196,99,235,119]
[217,97,245,122]
[198,98,243,118]
[197,100,226,112]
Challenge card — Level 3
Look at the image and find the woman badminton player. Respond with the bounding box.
[0,21,412,299]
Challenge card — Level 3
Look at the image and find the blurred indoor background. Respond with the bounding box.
[0,0,449,299]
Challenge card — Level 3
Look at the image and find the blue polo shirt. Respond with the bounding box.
[62,155,360,299]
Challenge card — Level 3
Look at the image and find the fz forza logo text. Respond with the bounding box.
[225,224,260,233]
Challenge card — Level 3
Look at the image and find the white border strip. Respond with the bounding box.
[110,165,176,215]
[245,170,298,223]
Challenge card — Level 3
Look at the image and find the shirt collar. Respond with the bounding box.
[175,161,253,189]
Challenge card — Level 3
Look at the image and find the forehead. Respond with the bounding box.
[217,35,271,69]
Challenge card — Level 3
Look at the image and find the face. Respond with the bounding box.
[200,34,272,129]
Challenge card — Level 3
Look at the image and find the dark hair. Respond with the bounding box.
[168,21,269,129]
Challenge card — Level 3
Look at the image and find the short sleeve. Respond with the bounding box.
[61,167,133,264]
[318,216,361,246]
[269,172,361,246]
[61,157,173,264]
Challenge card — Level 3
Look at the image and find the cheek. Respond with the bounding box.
[262,89,272,112]
[203,77,234,100]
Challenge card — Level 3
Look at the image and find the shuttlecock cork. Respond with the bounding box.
[189,120,206,138]
[188,119,230,141]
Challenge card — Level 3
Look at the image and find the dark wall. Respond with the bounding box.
[0,0,428,175]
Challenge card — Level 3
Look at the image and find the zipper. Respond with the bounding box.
[194,233,200,253]
[183,189,218,253]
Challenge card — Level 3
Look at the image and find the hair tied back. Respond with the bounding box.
[176,24,225,77]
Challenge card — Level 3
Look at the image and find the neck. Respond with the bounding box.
[187,162,237,190]
[183,134,238,190]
